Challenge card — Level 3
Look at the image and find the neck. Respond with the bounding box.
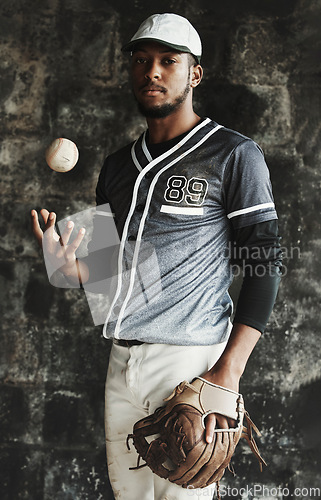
[146,107,201,144]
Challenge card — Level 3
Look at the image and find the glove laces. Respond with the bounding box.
[242,411,267,471]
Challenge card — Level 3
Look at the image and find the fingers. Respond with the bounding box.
[59,220,85,246]
[46,216,85,251]
[60,220,75,247]
[72,227,86,250]
[61,221,86,249]
[215,414,229,430]
[44,211,56,230]
[31,209,59,248]
[43,211,60,243]
[32,208,86,260]
[61,224,86,262]
[227,417,237,429]
[205,413,232,444]
[40,208,50,224]
[205,413,216,444]
[65,227,86,257]
[31,210,44,248]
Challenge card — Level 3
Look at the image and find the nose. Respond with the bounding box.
[144,60,161,80]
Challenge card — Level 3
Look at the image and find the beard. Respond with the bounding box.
[135,78,191,119]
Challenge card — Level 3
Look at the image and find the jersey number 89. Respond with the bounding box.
[164,176,208,206]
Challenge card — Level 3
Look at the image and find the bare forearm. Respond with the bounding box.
[202,323,261,392]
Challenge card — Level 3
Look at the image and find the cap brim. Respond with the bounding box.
[121,37,201,63]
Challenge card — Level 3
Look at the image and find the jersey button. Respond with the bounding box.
[128,235,136,241]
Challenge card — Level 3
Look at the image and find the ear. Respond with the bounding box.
[190,64,203,88]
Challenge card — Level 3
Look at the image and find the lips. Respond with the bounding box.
[144,90,162,97]
[141,85,166,94]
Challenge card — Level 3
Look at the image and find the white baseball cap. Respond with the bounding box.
[122,13,202,63]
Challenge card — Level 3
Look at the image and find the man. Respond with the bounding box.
[32,13,282,500]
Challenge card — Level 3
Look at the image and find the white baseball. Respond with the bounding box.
[45,138,79,172]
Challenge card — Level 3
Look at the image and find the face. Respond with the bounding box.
[130,42,200,119]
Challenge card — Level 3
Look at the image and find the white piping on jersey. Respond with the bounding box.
[142,132,153,162]
[95,210,115,217]
[227,202,275,220]
[114,124,223,338]
[160,205,204,215]
[103,118,213,338]
[131,139,142,172]
[131,118,212,173]
[103,121,223,339]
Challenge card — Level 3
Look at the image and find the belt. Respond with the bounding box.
[113,338,145,347]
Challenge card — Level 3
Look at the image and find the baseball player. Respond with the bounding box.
[31,13,282,500]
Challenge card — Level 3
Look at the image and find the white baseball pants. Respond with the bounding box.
[104,340,228,500]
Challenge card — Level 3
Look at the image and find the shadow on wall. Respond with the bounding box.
[198,82,267,137]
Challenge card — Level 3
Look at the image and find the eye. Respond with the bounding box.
[134,56,147,64]
[163,58,176,65]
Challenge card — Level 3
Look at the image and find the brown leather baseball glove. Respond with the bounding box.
[127,377,266,491]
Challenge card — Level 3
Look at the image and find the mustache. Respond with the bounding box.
[140,83,167,92]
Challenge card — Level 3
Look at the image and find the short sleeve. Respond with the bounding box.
[82,158,119,289]
[223,139,277,229]
[96,160,109,206]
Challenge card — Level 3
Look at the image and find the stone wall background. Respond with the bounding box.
[1,0,320,499]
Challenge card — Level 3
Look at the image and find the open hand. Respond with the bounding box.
[31,209,85,275]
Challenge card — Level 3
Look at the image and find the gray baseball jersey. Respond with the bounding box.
[94,118,277,345]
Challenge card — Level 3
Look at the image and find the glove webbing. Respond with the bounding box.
[126,435,168,471]
[127,409,189,471]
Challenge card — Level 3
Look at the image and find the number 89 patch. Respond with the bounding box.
[164,176,208,206]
